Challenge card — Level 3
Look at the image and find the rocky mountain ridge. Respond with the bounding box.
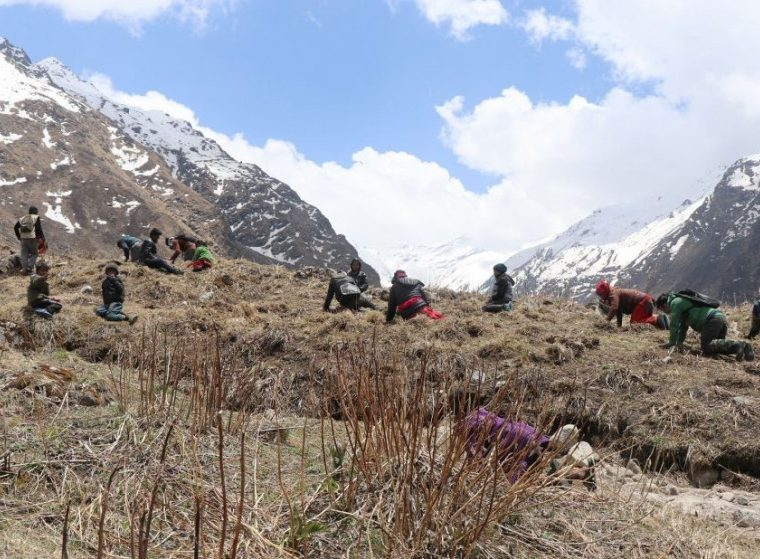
[508,155,760,301]
[0,37,377,280]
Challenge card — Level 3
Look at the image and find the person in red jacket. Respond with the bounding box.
[595,279,668,329]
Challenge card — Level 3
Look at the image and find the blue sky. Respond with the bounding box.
[1,0,611,192]
[3,1,760,260]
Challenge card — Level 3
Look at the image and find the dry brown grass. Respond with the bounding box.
[1,254,760,557]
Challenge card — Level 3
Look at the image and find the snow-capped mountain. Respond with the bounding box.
[11,42,377,279]
[507,195,708,298]
[508,154,760,301]
[622,155,760,300]
[360,238,503,289]
[0,38,222,254]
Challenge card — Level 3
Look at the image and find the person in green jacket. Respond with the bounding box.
[656,293,754,361]
[189,244,214,272]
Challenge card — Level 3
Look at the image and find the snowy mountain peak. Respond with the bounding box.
[0,37,32,68]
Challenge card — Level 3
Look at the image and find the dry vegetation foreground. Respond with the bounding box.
[1,254,760,558]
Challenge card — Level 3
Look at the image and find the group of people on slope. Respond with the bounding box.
[324,261,515,322]
[9,206,214,322]
[116,228,215,275]
[595,278,757,362]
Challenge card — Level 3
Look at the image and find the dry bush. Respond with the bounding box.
[317,341,568,558]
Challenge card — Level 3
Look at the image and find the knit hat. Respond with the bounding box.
[493,263,507,275]
[393,270,407,281]
[595,279,610,299]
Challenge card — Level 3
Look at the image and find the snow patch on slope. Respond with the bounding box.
[44,190,79,233]
[0,132,22,144]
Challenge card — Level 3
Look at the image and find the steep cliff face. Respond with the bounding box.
[622,156,760,300]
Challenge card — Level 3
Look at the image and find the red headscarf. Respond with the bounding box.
[595,279,610,299]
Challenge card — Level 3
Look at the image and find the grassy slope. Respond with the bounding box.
[1,254,759,557]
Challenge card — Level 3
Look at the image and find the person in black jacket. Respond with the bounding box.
[386,270,444,322]
[14,206,45,274]
[347,258,369,292]
[324,272,377,312]
[482,263,515,313]
[95,264,138,324]
[139,228,183,274]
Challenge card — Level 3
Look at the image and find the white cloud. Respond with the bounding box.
[87,73,202,123]
[565,46,587,69]
[71,1,760,266]
[0,0,232,28]
[397,0,509,40]
[521,8,574,43]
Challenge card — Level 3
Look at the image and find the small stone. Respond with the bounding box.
[721,492,735,503]
[735,496,750,506]
[665,485,679,496]
[626,459,642,475]
[564,441,598,467]
[80,285,93,294]
[549,424,580,450]
[732,396,755,407]
[199,291,214,302]
[470,370,486,385]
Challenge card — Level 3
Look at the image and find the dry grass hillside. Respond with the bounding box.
[1,249,759,558]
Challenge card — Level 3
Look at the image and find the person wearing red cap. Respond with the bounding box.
[386,270,444,322]
[595,279,667,329]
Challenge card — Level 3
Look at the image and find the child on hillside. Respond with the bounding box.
[95,264,138,324]
[27,260,62,318]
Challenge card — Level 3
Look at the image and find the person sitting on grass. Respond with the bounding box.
[139,228,183,275]
[386,270,443,322]
[347,258,370,292]
[482,263,515,313]
[324,271,376,312]
[656,292,754,361]
[27,260,62,319]
[95,264,138,324]
[596,279,668,329]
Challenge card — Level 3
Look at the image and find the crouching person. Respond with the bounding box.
[189,243,214,272]
[656,292,754,361]
[595,279,668,329]
[386,270,444,322]
[324,272,376,312]
[95,264,138,324]
[27,261,62,318]
[483,263,514,313]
